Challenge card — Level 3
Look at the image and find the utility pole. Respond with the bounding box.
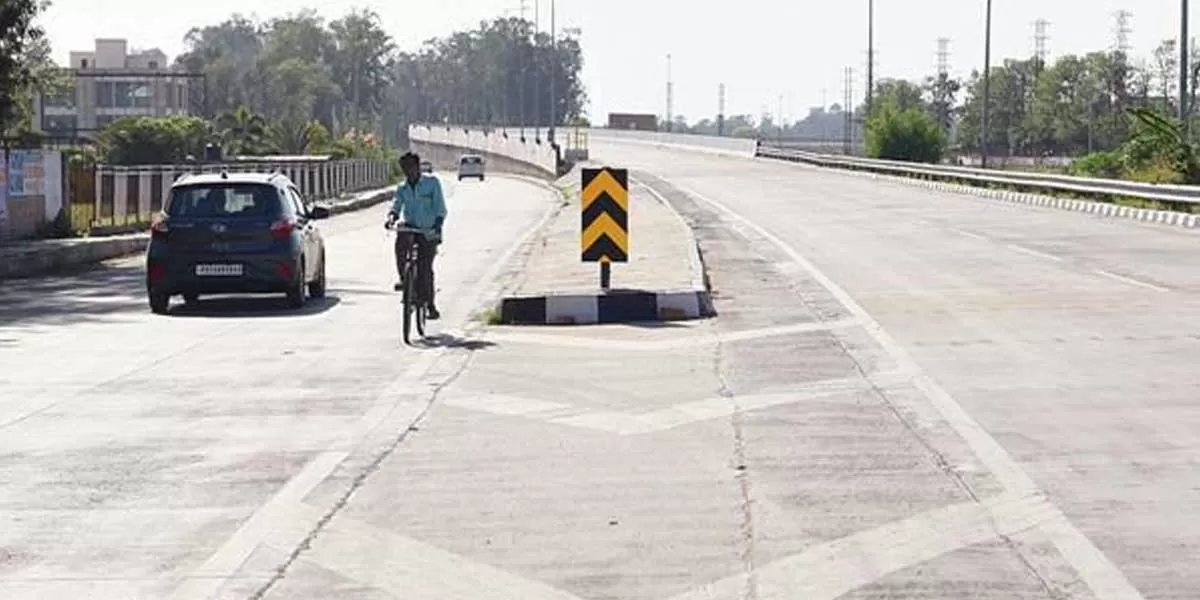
[866,0,874,114]
[549,0,557,142]
[533,0,540,137]
[1181,0,1190,129]
[777,93,784,146]
[843,67,854,154]
[717,83,726,136]
[981,0,993,168]
[665,54,674,132]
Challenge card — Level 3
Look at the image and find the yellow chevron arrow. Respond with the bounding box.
[581,211,628,253]
[582,169,628,210]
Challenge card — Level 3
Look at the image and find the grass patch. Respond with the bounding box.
[480,306,503,325]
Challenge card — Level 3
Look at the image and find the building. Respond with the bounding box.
[34,38,202,140]
[606,113,658,131]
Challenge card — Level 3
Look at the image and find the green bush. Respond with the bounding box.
[864,104,946,163]
[1068,151,1125,179]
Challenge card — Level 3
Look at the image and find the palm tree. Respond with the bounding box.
[216,105,268,155]
[266,119,331,154]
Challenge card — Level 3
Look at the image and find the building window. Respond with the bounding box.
[95,81,115,107]
[148,61,158,69]
[45,115,78,132]
[43,86,76,109]
[131,83,151,108]
[81,58,89,68]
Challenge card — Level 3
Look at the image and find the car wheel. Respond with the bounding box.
[149,291,170,314]
[458,175,463,181]
[308,251,327,299]
[286,259,307,309]
[182,292,200,304]
[479,175,485,181]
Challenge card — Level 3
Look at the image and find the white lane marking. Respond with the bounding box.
[668,182,1146,600]
[166,451,347,600]
[1007,244,1065,262]
[1092,269,1170,293]
[264,503,586,600]
[667,492,1057,600]
[443,372,905,436]
[482,319,862,351]
[952,228,988,241]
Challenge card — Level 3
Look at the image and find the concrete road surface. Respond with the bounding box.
[4,141,1199,600]
[256,144,1196,600]
[0,175,556,599]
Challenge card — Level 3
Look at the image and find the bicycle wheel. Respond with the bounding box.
[414,289,427,337]
[401,263,415,344]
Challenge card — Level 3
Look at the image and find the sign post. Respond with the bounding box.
[580,167,629,289]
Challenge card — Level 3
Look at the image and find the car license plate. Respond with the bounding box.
[195,263,243,276]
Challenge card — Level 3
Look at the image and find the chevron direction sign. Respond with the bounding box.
[580,167,629,265]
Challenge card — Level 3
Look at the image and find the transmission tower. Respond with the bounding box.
[936,38,950,76]
[717,83,726,136]
[1033,19,1050,66]
[1114,10,1133,56]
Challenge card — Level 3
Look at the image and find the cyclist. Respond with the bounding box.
[386,151,447,320]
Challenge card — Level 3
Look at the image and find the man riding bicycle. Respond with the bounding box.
[386,151,447,320]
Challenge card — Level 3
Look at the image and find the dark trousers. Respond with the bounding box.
[394,231,437,306]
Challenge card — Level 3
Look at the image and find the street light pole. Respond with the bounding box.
[549,0,557,142]
[866,0,874,113]
[1181,0,1190,131]
[980,0,993,168]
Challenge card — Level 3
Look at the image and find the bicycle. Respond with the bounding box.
[387,222,437,344]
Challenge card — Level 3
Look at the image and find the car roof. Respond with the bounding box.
[171,171,295,189]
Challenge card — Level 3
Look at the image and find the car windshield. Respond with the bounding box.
[461,156,482,164]
[167,183,281,218]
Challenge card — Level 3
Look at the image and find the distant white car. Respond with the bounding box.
[420,160,433,174]
[457,154,485,181]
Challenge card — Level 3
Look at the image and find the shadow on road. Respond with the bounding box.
[0,262,145,328]
[413,332,496,351]
[168,295,342,318]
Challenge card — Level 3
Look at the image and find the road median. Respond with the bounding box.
[0,186,395,280]
[492,165,713,325]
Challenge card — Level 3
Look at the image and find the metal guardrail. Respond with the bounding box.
[758,147,1200,207]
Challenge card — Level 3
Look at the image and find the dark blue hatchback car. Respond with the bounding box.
[146,171,331,314]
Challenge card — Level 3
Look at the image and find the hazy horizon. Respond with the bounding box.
[37,0,1196,123]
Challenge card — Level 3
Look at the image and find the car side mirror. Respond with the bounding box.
[310,204,332,220]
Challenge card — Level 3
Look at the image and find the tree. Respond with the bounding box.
[97,116,212,164]
[864,84,946,163]
[0,0,47,139]
[175,10,588,147]
[215,105,269,155]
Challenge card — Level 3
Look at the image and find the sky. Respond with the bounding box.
[38,0,1197,123]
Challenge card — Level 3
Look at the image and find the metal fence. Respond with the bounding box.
[78,158,390,233]
[757,147,1200,211]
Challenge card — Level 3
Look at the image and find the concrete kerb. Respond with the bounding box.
[492,163,715,325]
[0,187,395,281]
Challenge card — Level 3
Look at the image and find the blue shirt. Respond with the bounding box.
[391,175,447,233]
